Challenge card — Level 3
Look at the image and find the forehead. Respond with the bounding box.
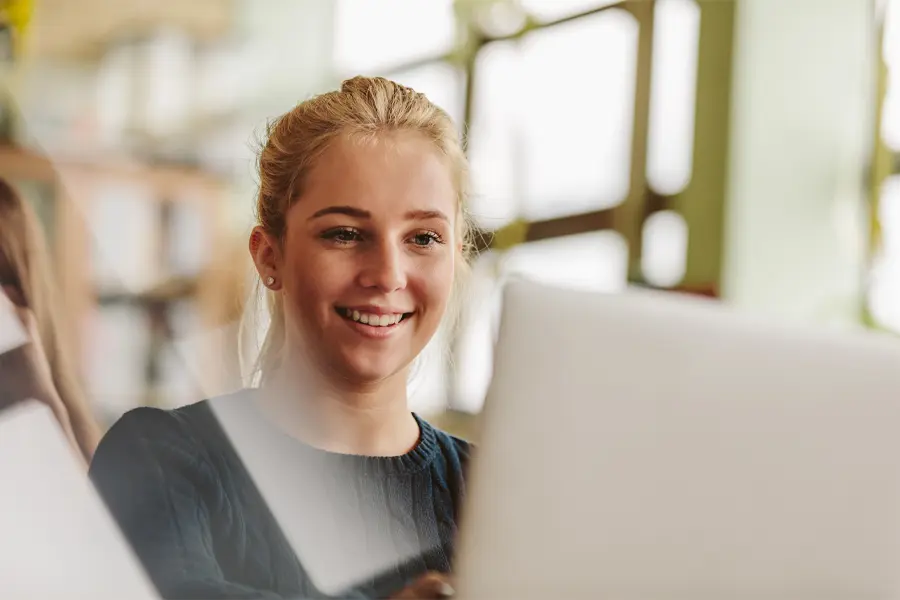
[297,131,456,217]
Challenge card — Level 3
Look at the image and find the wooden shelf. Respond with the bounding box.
[95,274,201,305]
[0,144,235,416]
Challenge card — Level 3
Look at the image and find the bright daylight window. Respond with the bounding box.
[467,9,639,229]
[870,0,900,330]
[333,0,457,74]
[333,0,701,413]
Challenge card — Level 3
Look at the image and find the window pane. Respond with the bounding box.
[520,11,638,220]
[468,42,521,229]
[646,0,701,194]
[520,0,621,23]
[641,210,689,287]
[869,176,900,328]
[334,0,456,73]
[390,61,466,132]
[503,230,629,291]
[451,231,628,411]
[883,0,900,149]
[467,11,639,228]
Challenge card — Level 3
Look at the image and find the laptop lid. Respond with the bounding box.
[0,401,158,599]
[456,280,900,600]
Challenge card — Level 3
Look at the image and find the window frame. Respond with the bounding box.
[336,0,735,412]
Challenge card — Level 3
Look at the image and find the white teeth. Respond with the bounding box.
[346,310,404,327]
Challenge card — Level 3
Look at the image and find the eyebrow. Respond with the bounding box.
[309,206,371,220]
[404,209,450,223]
[309,206,450,223]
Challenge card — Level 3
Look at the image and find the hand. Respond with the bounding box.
[0,286,76,445]
[389,572,455,599]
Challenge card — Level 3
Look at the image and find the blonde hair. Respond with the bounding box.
[246,76,474,385]
[0,177,101,460]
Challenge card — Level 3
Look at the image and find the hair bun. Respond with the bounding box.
[340,76,418,100]
[341,75,382,95]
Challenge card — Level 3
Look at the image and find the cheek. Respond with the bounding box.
[281,247,342,311]
[415,254,456,311]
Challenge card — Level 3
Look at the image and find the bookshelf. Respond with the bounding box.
[0,145,234,425]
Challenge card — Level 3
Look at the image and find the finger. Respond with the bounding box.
[394,572,455,599]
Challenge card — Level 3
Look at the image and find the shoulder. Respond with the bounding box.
[89,390,251,478]
[431,426,473,463]
[92,401,214,455]
[417,416,473,481]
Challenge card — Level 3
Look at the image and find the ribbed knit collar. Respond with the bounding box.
[217,389,440,477]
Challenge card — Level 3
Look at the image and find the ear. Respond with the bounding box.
[249,226,283,290]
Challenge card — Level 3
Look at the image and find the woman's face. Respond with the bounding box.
[262,131,459,387]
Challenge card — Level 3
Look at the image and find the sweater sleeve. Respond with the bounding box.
[89,407,290,600]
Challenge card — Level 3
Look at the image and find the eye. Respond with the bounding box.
[410,230,444,248]
[322,227,362,245]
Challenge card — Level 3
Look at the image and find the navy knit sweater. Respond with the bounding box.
[88,390,471,599]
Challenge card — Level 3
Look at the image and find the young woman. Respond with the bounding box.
[0,177,101,463]
[89,77,473,599]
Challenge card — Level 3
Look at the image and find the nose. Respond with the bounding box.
[358,240,407,293]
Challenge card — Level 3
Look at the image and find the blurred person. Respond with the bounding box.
[90,77,472,600]
[0,177,102,463]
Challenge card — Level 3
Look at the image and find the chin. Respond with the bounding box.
[337,355,409,387]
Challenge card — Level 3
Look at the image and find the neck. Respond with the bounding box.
[259,365,419,457]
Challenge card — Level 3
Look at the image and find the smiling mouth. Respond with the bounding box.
[335,307,414,328]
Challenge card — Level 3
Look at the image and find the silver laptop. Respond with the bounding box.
[456,279,900,600]
[0,401,158,599]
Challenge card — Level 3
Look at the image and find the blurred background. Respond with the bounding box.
[0,0,890,439]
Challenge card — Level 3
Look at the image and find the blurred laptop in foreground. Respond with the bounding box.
[456,280,900,600]
[0,401,157,599]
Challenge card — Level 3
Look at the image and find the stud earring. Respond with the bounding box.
[264,276,276,287]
